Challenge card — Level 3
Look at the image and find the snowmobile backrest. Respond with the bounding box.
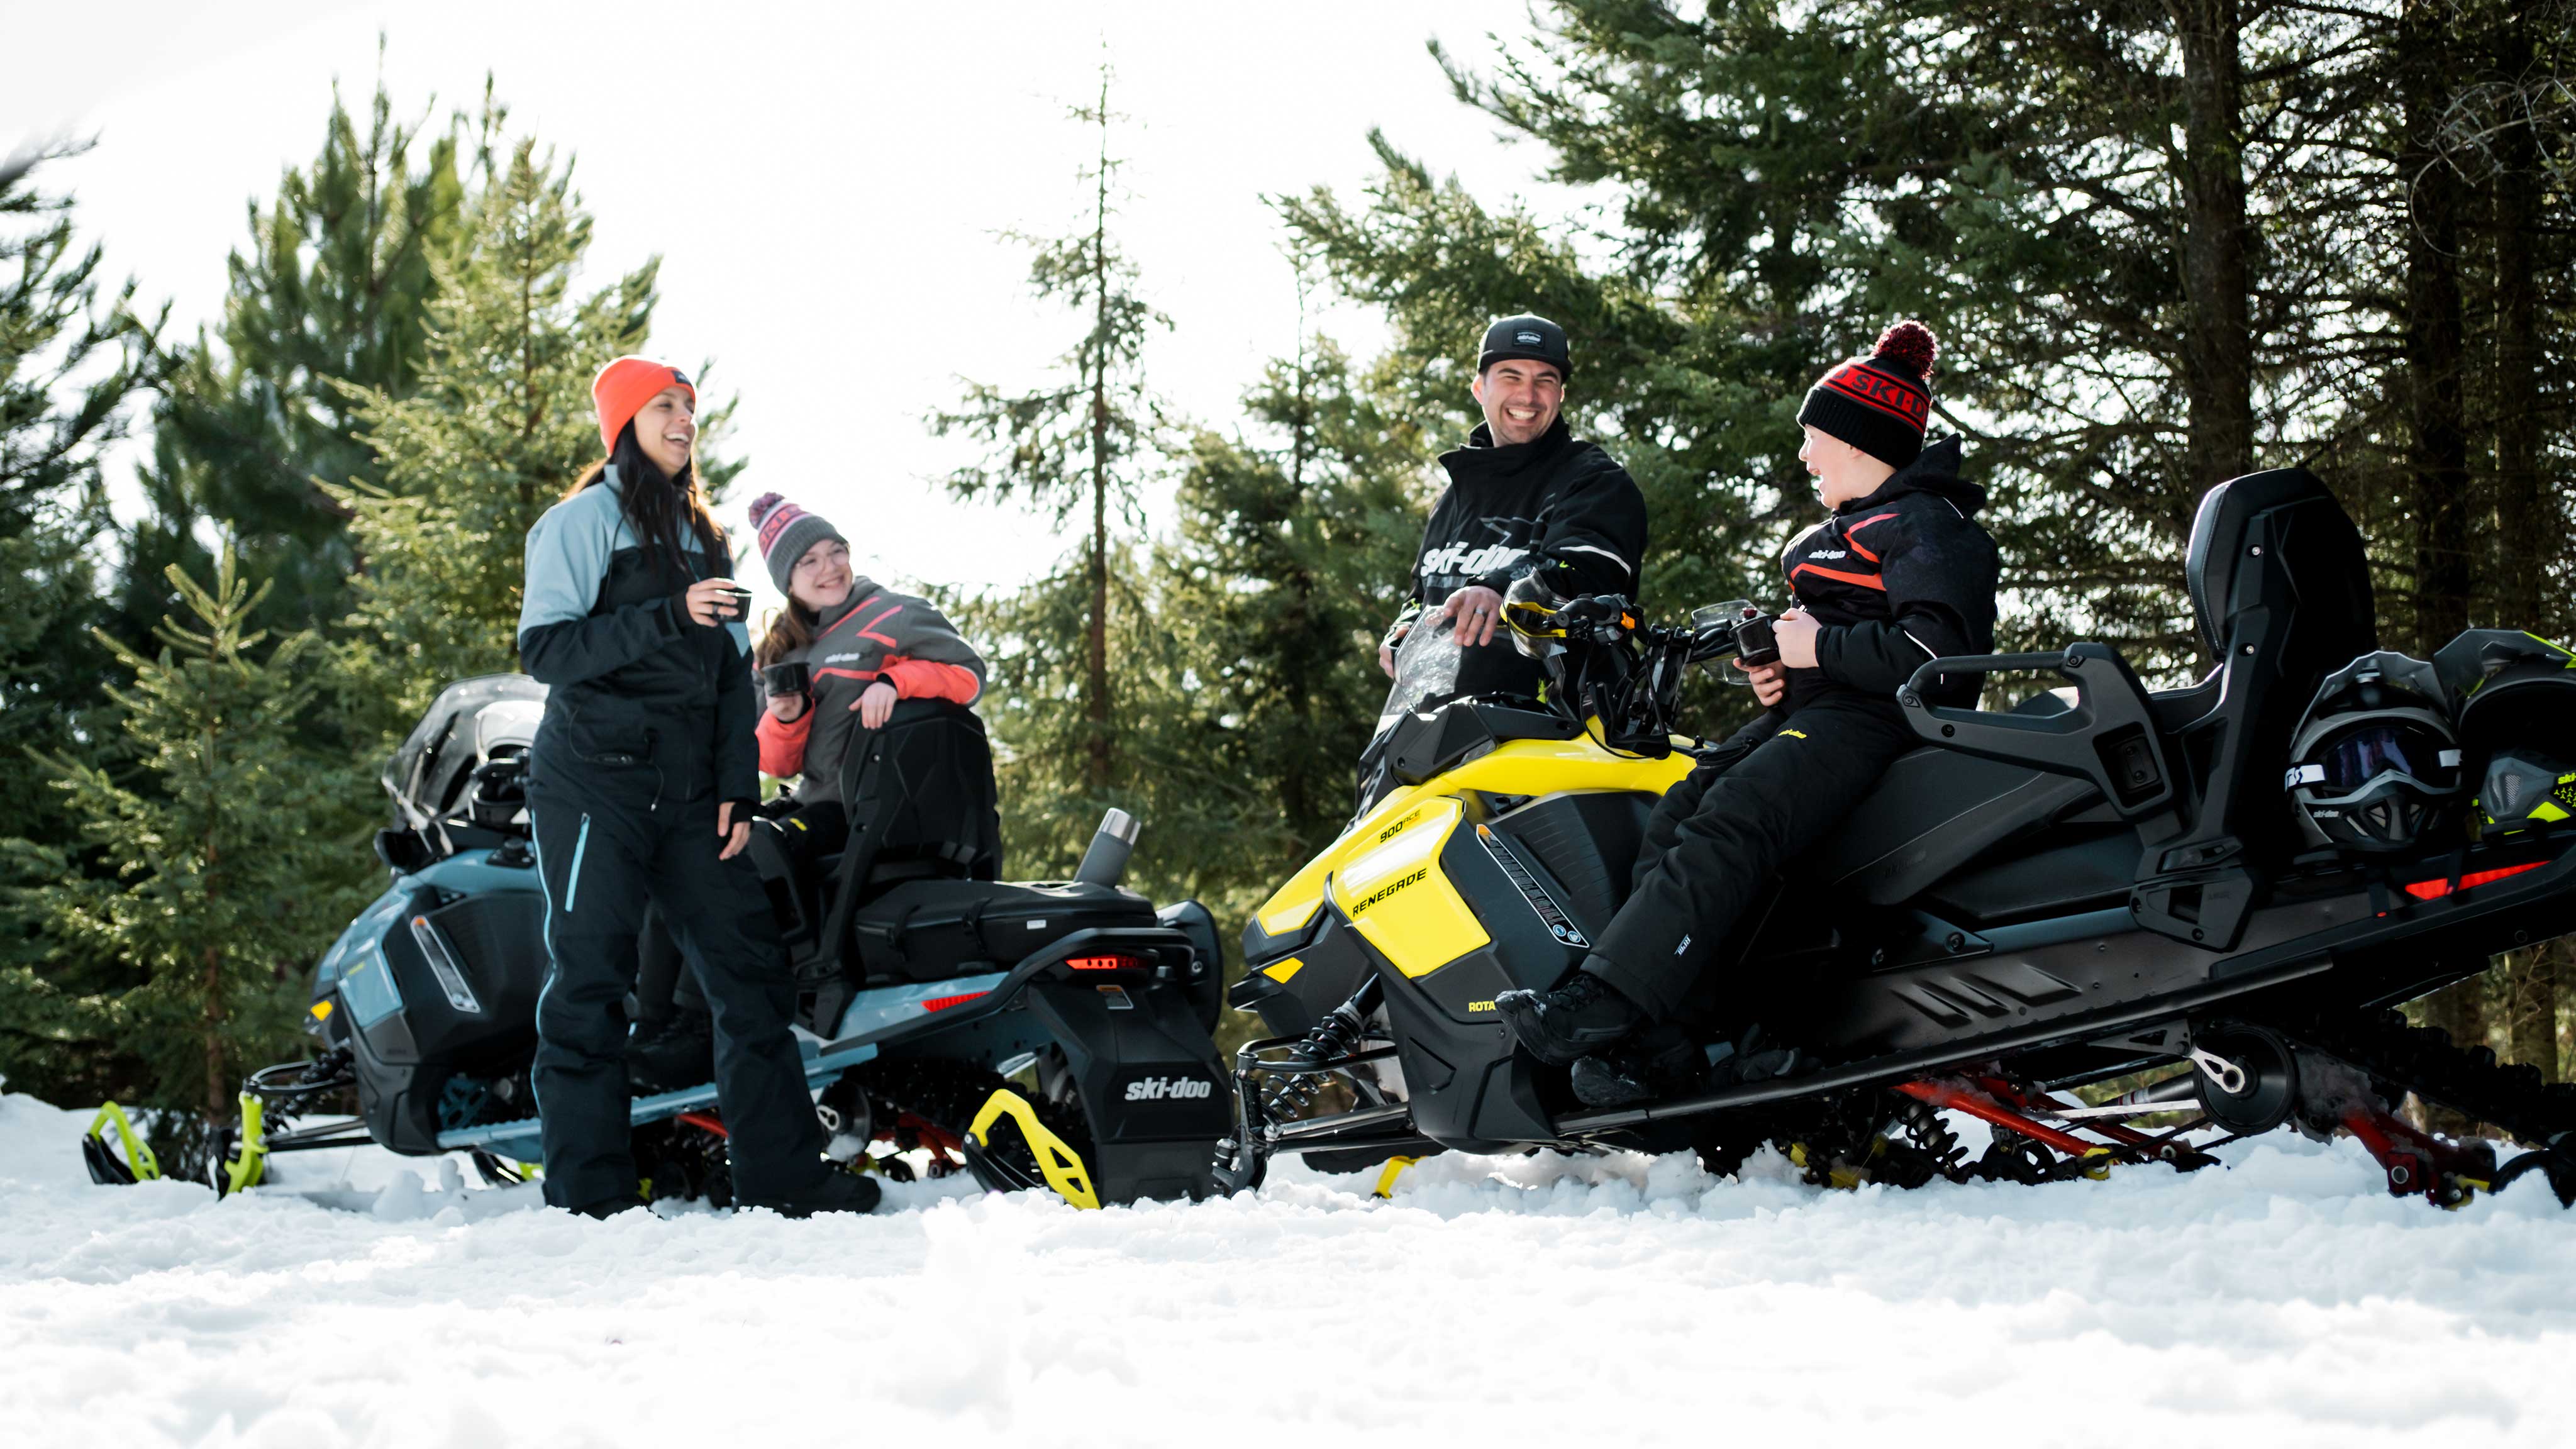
[2184,468,2373,667]
[2168,469,2375,872]
[834,699,1004,882]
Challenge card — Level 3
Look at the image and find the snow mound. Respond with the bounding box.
[3,1091,2569,1446]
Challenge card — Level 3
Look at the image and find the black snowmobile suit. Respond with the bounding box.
[1384,414,1648,702]
[1587,436,1999,1021]
[1359,416,1646,809]
[516,465,836,1214]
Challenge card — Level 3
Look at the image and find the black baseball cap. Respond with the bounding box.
[1477,314,1572,380]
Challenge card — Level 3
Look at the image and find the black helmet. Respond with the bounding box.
[2285,652,2463,853]
[2436,630,2576,838]
[2475,751,2576,837]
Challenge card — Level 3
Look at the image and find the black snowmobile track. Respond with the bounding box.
[2262,1006,2576,1148]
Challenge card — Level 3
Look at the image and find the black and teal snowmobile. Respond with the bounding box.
[85,681,1231,1208]
[1217,469,2576,1209]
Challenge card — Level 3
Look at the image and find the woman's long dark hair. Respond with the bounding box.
[565,421,724,573]
[756,601,817,667]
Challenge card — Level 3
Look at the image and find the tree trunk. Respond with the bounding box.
[2402,3,2472,661]
[2502,943,2561,1085]
[201,941,227,1127]
[2172,0,2257,508]
[2488,16,2551,1079]
[1084,82,1114,799]
[2401,1,2482,1108]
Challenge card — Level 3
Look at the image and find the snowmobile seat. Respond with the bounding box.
[846,877,1158,985]
[1808,746,2102,907]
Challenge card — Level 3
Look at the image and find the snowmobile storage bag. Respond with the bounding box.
[848,879,1157,985]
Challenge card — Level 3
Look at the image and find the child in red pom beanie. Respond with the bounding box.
[1494,320,2002,1104]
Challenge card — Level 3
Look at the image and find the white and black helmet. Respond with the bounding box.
[2284,651,2464,853]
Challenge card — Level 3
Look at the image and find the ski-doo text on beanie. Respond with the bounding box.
[748,492,847,593]
[1796,321,1938,468]
[591,355,696,453]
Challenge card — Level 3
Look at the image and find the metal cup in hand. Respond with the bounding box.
[760,660,809,698]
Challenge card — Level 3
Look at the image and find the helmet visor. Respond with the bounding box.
[2312,724,2460,792]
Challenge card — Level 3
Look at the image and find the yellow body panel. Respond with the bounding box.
[1330,799,1488,977]
[1251,727,1696,970]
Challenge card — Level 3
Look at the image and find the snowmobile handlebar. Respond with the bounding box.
[1897,641,2178,821]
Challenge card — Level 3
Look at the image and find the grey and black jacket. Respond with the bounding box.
[516,466,758,807]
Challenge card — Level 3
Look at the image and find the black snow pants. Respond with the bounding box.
[528,768,830,1212]
[1585,694,1918,1021]
[649,801,848,1021]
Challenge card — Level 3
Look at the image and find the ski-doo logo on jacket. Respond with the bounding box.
[1418,540,1531,580]
[1123,1075,1214,1102]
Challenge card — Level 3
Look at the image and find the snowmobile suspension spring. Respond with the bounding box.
[1261,1005,1369,1118]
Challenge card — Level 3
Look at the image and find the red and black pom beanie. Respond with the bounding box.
[748,492,845,594]
[1796,321,1939,468]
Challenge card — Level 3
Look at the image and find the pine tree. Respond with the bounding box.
[1145,322,1426,909]
[934,66,1167,801]
[21,550,373,1152]
[0,142,155,848]
[0,143,161,1104]
[130,64,467,634]
[332,131,731,733]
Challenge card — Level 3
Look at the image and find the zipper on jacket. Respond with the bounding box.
[565,813,592,913]
[645,728,663,813]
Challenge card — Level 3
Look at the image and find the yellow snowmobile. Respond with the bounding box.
[1214,469,2576,1207]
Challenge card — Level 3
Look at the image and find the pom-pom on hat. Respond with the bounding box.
[747,492,847,595]
[1796,321,1939,468]
[591,355,696,454]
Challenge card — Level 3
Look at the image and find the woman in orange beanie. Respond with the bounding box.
[511,355,877,1219]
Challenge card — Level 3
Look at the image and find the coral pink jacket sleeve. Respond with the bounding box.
[880,657,983,705]
[756,705,812,777]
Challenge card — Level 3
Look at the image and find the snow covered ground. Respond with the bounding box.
[3,1090,2570,1448]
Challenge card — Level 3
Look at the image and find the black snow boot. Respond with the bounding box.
[1569,1026,1704,1108]
[743,1169,882,1219]
[626,1004,716,1096]
[1493,967,1646,1066]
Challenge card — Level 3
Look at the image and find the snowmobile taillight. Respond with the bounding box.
[919,991,988,1013]
[2400,860,2545,901]
[1065,953,1145,972]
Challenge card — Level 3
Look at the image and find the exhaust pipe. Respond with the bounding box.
[1074,808,1140,887]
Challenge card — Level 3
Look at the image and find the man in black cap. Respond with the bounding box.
[1360,313,1648,808]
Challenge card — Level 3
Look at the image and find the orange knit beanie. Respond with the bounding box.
[591,356,695,453]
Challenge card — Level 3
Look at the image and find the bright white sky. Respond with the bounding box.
[6,0,1587,609]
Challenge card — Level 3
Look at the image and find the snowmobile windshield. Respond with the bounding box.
[1372,611,1465,739]
[384,674,551,830]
